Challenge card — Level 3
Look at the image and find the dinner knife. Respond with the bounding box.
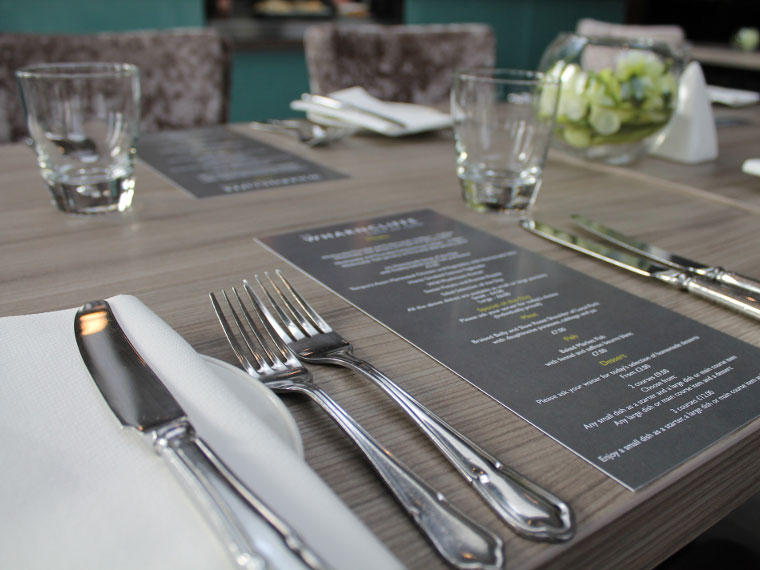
[300,93,408,128]
[520,219,760,321]
[74,300,329,570]
[571,214,760,299]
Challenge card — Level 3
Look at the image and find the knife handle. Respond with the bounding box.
[706,267,760,299]
[152,419,328,570]
[660,271,760,321]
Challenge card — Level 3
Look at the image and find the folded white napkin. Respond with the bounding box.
[707,84,760,107]
[290,86,452,136]
[0,295,401,570]
[649,61,718,164]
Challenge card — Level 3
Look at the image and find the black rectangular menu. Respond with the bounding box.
[258,209,760,490]
[138,126,346,198]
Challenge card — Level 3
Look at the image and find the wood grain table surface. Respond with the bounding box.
[2,108,759,570]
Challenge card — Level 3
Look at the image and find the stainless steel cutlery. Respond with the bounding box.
[571,214,760,298]
[521,218,760,321]
[75,300,328,570]
[210,286,505,570]
[245,270,575,543]
[299,93,408,129]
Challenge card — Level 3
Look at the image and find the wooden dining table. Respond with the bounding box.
[2,103,760,570]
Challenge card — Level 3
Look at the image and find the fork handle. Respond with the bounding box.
[328,352,574,542]
[295,384,504,570]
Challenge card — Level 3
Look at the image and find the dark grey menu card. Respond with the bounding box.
[258,209,760,490]
[138,126,346,198]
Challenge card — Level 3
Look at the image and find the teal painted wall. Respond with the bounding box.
[0,0,204,32]
[229,49,310,122]
[405,0,626,69]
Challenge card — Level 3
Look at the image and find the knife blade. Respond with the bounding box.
[520,219,760,321]
[571,214,760,299]
[75,300,328,570]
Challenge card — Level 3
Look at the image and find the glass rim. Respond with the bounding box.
[454,67,559,85]
[15,62,139,80]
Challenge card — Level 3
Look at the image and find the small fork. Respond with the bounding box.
[251,271,575,543]
[210,286,504,570]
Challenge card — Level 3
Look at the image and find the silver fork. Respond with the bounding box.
[210,287,505,570]
[252,271,575,543]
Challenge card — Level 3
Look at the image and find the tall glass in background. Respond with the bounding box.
[16,63,140,214]
[451,68,560,214]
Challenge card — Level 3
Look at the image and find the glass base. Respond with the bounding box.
[460,177,538,214]
[47,175,135,214]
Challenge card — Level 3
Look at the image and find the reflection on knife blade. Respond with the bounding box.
[571,214,760,299]
[520,219,760,321]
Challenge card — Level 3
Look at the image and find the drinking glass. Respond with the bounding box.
[16,62,141,214]
[451,68,560,214]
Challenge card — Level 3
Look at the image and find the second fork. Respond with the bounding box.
[211,287,504,570]
[253,271,575,543]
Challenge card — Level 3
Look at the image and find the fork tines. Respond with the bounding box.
[210,284,295,377]
[256,271,333,339]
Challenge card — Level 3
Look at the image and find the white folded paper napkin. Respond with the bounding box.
[743,158,760,177]
[290,86,452,136]
[649,61,718,164]
[707,84,760,107]
[0,295,401,570]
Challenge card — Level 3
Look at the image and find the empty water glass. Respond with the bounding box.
[451,68,560,214]
[16,62,140,214]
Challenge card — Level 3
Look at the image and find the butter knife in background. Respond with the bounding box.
[521,219,760,321]
[75,300,329,570]
[300,93,408,128]
[571,214,760,299]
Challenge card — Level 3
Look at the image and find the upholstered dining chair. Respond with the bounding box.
[0,28,230,143]
[302,23,496,105]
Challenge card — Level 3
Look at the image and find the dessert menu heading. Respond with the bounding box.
[258,209,760,490]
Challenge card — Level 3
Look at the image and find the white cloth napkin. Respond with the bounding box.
[0,295,401,570]
[290,86,452,136]
[649,61,718,164]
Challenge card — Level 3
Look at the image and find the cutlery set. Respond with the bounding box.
[209,271,575,568]
[521,216,760,321]
[74,273,575,570]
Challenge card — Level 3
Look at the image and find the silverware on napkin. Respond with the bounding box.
[571,214,760,298]
[521,219,760,321]
[75,300,329,570]
[300,93,408,128]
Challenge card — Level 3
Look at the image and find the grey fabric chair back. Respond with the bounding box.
[0,28,230,143]
[303,23,496,104]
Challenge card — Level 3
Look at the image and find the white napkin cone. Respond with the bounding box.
[0,295,401,570]
[290,86,452,136]
[649,61,718,164]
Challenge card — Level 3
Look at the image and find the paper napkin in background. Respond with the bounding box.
[0,295,401,570]
[707,84,760,107]
[649,61,718,164]
[291,86,452,136]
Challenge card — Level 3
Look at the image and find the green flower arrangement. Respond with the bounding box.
[540,51,678,149]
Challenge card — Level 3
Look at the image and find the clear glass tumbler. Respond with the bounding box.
[451,68,560,214]
[16,62,141,214]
